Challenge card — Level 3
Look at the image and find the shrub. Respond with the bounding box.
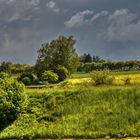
[56,66,69,81]
[90,70,114,85]
[0,72,10,79]
[22,77,31,85]
[124,77,131,85]
[0,72,27,128]
[42,70,58,84]
[18,73,38,85]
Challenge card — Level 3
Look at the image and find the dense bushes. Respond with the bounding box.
[18,67,69,85]
[0,72,27,128]
[90,70,114,85]
[56,66,69,81]
[22,77,31,85]
[19,73,38,85]
[42,70,58,84]
[42,66,69,83]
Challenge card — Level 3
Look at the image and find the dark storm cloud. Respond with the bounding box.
[0,0,140,64]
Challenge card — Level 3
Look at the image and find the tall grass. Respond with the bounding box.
[0,86,140,139]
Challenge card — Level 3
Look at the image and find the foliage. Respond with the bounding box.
[124,77,131,85]
[0,61,12,73]
[56,66,69,81]
[18,73,38,85]
[83,53,92,63]
[0,72,10,79]
[35,36,79,77]
[90,70,114,85]
[42,70,58,84]
[78,60,140,72]
[22,77,31,85]
[79,53,104,63]
[0,61,32,74]
[0,72,27,128]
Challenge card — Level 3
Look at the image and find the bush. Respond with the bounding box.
[124,77,131,85]
[0,72,27,128]
[0,72,10,79]
[90,70,114,85]
[18,73,38,85]
[42,70,58,84]
[56,66,69,81]
[22,77,31,85]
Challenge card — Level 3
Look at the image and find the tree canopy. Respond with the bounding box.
[35,36,79,77]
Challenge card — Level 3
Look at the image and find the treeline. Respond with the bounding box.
[0,35,140,85]
[0,61,33,74]
[78,60,140,72]
[1,55,140,75]
[0,36,79,85]
[79,53,105,63]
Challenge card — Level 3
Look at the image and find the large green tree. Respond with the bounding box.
[35,36,79,77]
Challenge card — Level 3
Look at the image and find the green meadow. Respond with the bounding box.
[0,71,140,139]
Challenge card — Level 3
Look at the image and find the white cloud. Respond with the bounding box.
[109,8,138,26]
[28,0,40,9]
[0,0,41,23]
[7,12,20,22]
[64,10,94,28]
[100,9,140,42]
[46,1,60,13]
[65,10,109,28]
[29,0,40,6]
[109,8,129,20]
[90,10,109,22]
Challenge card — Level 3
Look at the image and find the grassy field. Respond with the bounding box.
[71,70,140,79]
[0,71,140,139]
[0,86,140,139]
[111,70,140,75]
[71,72,90,79]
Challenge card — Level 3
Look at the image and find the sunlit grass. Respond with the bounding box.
[1,86,140,139]
[67,73,140,86]
[1,71,140,139]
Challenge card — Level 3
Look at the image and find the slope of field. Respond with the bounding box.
[71,71,140,79]
[0,86,140,139]
[69,71,140,86]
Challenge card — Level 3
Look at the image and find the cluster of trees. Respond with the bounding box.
[78,61,140,72]
[0,61,33,74]
[0,36,79,85]
[0,35,140,85]
[34,36,79,83]
[79,53,105,63]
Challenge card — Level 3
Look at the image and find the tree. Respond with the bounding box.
[35,36,79,78]
[93,55,101,62]
[55,66,69,81]
[84,53,92,63]
[79,53,87,63]
[42,70,58,83]
[0,61,12,73]
[0,72,27,128]
[79,53,92,63]
[85,53,92,63]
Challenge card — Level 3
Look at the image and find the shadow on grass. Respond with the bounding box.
[0,118,17,132]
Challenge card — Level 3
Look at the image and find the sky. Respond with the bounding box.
[0,0,140,64]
